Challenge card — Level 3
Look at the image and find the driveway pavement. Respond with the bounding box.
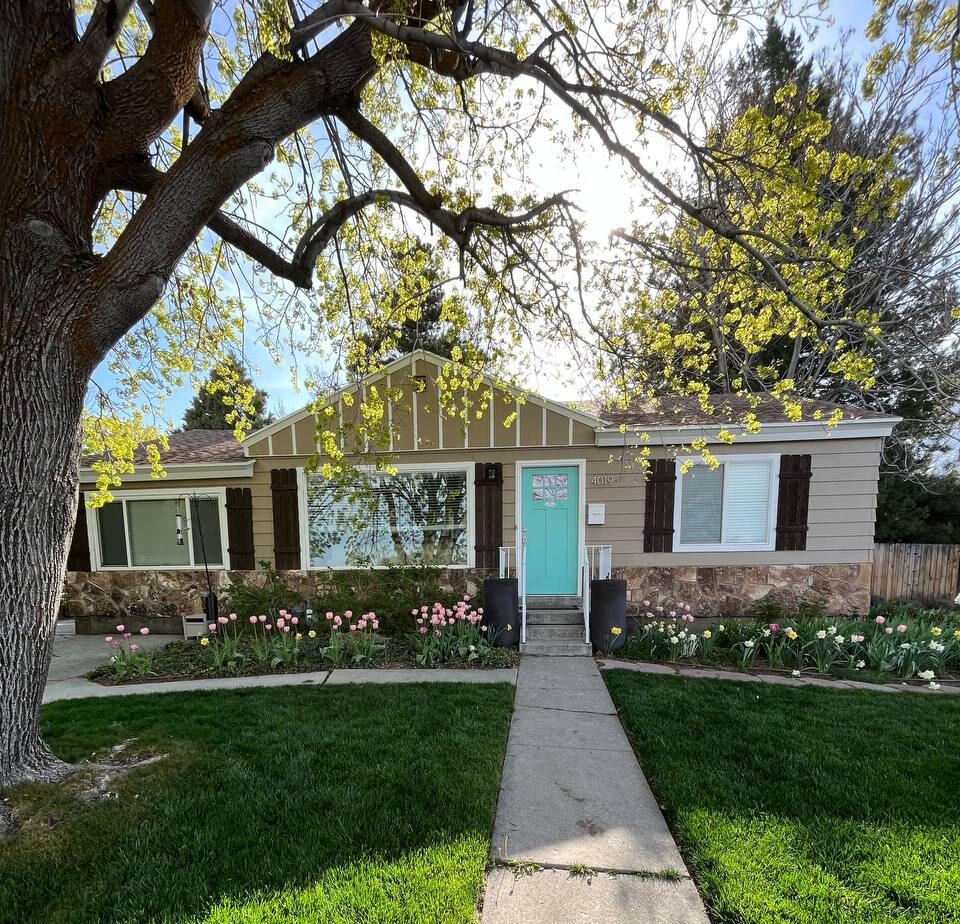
[48,631,174,683]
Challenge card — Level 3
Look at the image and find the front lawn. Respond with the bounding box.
[604,670,960,924]
[1,683,514,924]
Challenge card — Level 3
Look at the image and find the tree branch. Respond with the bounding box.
[72,0,138,80]
[100,0,212,152]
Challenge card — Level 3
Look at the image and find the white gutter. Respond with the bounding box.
[80,459,255,483]
[595,417,901,447]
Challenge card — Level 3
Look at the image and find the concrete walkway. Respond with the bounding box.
[482,657,708,924]
[48,632,173,682]
[42,667,518,703]
[599,658,960,694]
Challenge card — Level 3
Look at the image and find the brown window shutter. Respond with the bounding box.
[66,492,91,571]
[225,487,256,570]
[271,468,302,569]
[644,459,676,553]
[775,454,812,551]
[474,462,503,571]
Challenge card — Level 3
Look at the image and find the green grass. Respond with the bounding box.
[604,671,960,924]
[1,683,514,924]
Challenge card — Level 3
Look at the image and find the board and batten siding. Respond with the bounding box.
[246,437,881,568]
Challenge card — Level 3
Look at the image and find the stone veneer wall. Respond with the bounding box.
[617,563,872,617]
[61,568,493,630]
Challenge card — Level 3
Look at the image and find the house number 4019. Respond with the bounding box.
[589,474,620,486]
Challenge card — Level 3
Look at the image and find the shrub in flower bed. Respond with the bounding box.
[616,598,960,688]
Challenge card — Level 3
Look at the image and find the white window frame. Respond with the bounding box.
[672,453,780,553]
[298,462,476,570]
[86,487,230,571]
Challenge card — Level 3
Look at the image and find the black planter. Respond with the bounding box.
[482,578,519,647]
[589,579,627,652]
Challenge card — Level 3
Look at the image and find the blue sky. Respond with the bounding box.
[90,0,880,430]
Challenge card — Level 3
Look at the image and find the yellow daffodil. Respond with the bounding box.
[611,626,622,636]
[199,637,210,647]
[703,630,712,639]
[931,626,943,637]
[308,630,316,638]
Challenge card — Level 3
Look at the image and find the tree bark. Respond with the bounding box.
[0,286,89,789]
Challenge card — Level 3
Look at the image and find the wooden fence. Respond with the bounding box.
[871,543,960,603]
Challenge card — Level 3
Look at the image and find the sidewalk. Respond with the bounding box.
[42,667,518,703]
[598,658,960,694]
[482,656,709,924]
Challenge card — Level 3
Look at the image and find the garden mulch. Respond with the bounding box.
[598,658,960,693]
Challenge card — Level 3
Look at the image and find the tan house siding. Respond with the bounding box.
[244,435,881,569]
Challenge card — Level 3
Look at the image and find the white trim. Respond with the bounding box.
[291,418,298,456]
[387,372,395,452]
[489,389,495,448]
[80,460,254,483]
[86,487,230,571]
[515,400,521,448]
[672,453,779,553]
[515,458,587,596]
[412,383,419,448]
[298,462,475,571]
[541,402,547,446]
[569,417,574,446]
[597,417,900,447]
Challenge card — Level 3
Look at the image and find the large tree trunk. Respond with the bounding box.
[0,313,88,789]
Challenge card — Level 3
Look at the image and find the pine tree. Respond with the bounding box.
[182,357,273,431]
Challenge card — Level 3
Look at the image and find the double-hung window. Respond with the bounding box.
[91,492,226,569]
[304,465,472,568]
[674,455,778,551]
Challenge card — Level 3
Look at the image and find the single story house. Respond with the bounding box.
[65,350,898,628]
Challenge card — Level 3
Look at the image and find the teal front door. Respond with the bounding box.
[521,465,580,595]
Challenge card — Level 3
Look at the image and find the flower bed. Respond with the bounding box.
[608,598,960,689]
[89,595,517,684]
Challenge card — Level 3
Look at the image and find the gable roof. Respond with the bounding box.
[241,349,604,448]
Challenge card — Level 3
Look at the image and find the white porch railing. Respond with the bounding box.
[582,545,612,644]
[499,541,613,646]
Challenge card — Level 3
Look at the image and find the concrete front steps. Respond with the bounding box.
[521,597,592,656]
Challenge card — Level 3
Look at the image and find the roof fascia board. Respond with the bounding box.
[596,418,900,447]
[80,460,255,483]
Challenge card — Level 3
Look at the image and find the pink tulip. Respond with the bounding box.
[283,626,290,633]
[276,617,285,628]
[291,616,299,625]
[419,626,428,634]
[104,636,113,643]
[344,610,353,618]
[139,627,150,636]
[217,616,228,625]
[258,614,267,622]
[116,624,125,632]
[411,608,419,615]
[434,629,441,638]
[897,624,907,633]
[129,644,139,652]
[325,611,334,620]
[123,632,131,639]
[350,624,357,632]
[229,613,237,621]
[208,623,217,632]
[333,616,342,627]
[884,626,893,634]
[875,615,886,624]
[372,619,379,630]
[265,624,273,630]
[464,594,471,601]
[111,638,120,646]
[769,623,780,633]
[477,607,483,615]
